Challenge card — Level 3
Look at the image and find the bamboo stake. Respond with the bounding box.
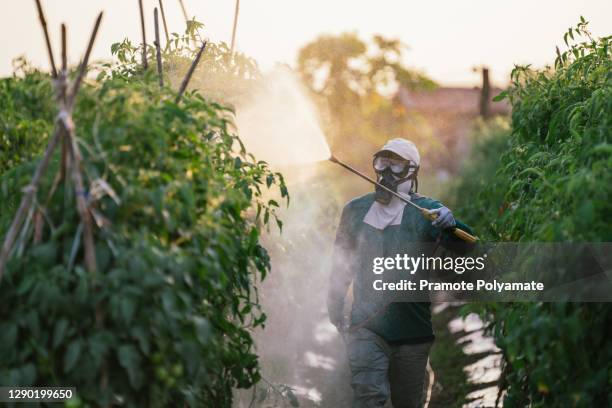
[61,24,67,72]
[64,14,104,273]
[56,24,69,229]
[138,0,148,70]
[157,0,170,45]
[154,8,164,87]
[61,116,97,273]
[230,0,240,56]
[177,0,189,25]
[60,24,68,181]
[68,12,103,107]
[33,211,44,243]
[176,41,207,103]
[34,0,57,78]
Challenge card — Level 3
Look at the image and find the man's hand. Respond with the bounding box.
[430,206,456,229]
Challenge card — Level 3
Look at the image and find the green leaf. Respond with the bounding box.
[120,297,136,324]
[53,319,69,349]
[257,386,268,402]
[118,344,144,390]
[64,339,82,373]
[286,389,299,407]
[88,332,112,369]
[161,291,178,316]
[0,323,18,349]
[264,209,270,224]
[492,91,508,102]
[193,316,211,344]
[131,326,151,355]
[19,363,36,386]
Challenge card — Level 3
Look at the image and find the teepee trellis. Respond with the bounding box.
[0,1,104,280]
[0,0,211,280]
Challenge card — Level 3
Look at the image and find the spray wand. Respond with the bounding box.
[329,155,479,243]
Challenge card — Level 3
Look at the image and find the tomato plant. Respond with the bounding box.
[0,26,287,407]
[453,20,611,407]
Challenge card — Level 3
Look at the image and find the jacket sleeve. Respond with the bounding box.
[327,205,355,327]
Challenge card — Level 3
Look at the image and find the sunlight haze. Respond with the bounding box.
[1,0,610,86]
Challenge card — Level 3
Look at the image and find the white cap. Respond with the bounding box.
[376,138,420,166]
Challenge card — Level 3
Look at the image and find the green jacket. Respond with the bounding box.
[327,192,475,344]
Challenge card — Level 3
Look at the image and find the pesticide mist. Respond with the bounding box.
[229,67,356,406]
[235,67,331,167]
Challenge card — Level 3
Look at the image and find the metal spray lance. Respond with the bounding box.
[329,155,479,243]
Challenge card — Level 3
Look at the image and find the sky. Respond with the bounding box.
[0,0,610,86]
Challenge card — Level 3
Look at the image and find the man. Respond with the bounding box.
[327,138,475,408]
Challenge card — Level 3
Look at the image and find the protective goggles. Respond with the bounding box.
[373,156,416,176]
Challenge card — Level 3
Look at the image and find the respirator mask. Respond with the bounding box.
[373,155,419,204]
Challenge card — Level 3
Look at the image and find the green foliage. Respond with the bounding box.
[0,58,55,175]
[448,118,511,236]
[251,381,301,407]
[106,22,259,107]
[0,27,287,407]
[452,21,612,407]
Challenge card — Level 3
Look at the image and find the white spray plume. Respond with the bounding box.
[235,66,331,168]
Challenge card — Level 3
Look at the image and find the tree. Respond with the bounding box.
[297,33,436,164]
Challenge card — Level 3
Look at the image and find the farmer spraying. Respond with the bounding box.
[327,138,475,408]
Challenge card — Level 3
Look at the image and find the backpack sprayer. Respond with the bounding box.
[329,154,479,243]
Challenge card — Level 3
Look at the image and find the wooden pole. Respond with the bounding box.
[230,0,240,56]
[138,0,148,70]
[480,67,491,119]
[154,8,164,87]
[176,41,207,103]
[34,0,58,77]
[157,0,170,45]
